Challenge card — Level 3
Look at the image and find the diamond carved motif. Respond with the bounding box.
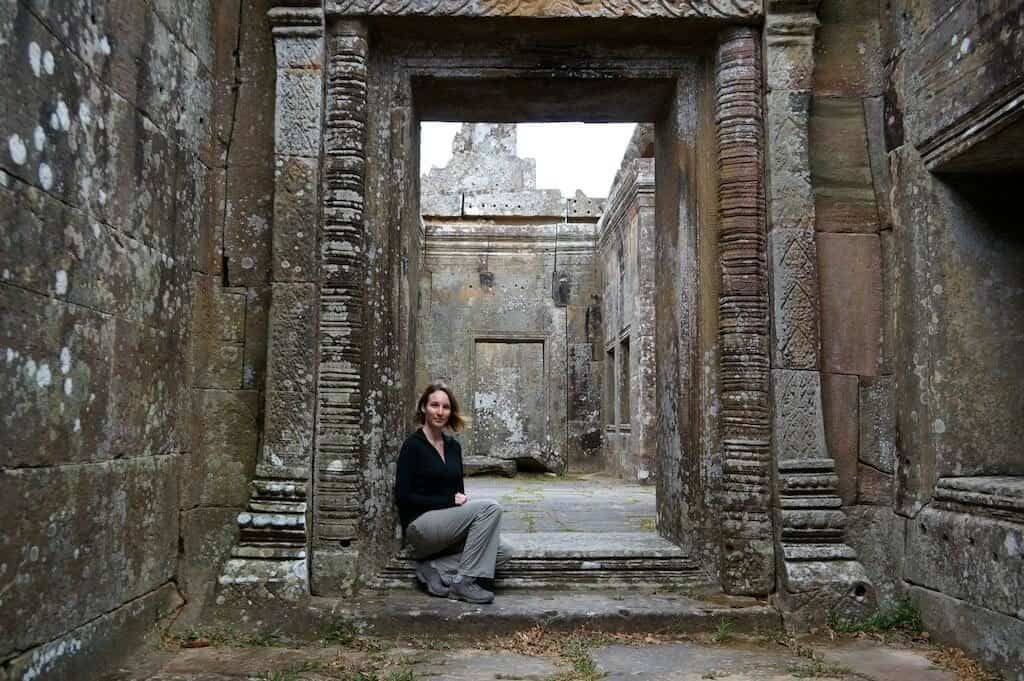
[771,228,819,369]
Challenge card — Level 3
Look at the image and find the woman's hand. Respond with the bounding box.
[454,493,467,506]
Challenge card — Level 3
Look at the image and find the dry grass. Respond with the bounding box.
[929,647,1002,681]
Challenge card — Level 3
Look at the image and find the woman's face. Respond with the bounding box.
[424,390,452,429]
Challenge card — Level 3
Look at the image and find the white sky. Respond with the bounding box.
[420,122,637,198]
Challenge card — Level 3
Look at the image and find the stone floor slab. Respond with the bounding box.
[593,641,825,680]
[503,531,685,557]
[415,649,557,680]
[815,640,956,681]
[467,474,656,534]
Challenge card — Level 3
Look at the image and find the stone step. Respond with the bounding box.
[376,531,713,589]
[311,589,782,638]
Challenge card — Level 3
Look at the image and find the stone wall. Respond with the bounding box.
[180,0,275,624]
[0,1,272,676]
[807,0,900,607]
[597,144,656,483]
[418,124,603,475]
[805,0,1024,675]
[882,0,1024,677]
[1,0,204,677]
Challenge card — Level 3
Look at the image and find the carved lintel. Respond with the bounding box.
[325,0,762,20]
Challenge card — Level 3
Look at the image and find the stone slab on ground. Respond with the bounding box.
[815,640,955,681]
[467,474,656,534]
[595,641,829,680]
[114,638,961,681]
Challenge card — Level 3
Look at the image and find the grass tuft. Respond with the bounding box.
[711,619,735,644]
[829,599,923,635]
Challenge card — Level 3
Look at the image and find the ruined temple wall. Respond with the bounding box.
[654,66,721,569]
[809,0,1024,676]
[416,221,598,473]
[0,0,259,677]
[179,0,276,624]
[597,156,656,483]
[807,0,903,605]
[883,0,1024,676]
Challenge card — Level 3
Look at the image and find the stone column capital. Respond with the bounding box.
[269,5,324,37]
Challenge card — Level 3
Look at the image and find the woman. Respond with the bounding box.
[394,383,511,603]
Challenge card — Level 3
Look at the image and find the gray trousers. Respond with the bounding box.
[406,499,512,580]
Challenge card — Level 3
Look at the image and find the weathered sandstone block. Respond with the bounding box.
[821,372,858,505]
[817,232,882,376]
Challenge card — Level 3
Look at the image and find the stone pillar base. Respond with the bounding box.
[776,556,877,631]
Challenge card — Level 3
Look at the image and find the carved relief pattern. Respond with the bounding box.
[233,468,310,559]
[765,6,877,622]
[221,20,324,586]
[326,0,760,19]
[275,37,323,69]
[772,369,826,460]
[715,28,774,596]
[770,229,819,369]
[315,25,370,549]
[276,70,323,157]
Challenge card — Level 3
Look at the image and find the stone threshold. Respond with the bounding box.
[375,531,711,589]
[314,588,781,637]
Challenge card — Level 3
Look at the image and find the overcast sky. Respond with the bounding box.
[420,122,637,198]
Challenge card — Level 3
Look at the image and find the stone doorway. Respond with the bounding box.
[300,21,774,598]
[410,119,683,584]
[229,13,779,600]
[233,6,874,624]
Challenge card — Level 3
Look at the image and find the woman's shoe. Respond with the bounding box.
[415,563,450,598]
[448,576,494,604]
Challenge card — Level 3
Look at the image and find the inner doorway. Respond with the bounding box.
[404,120,701,586]
[309,24,774,597]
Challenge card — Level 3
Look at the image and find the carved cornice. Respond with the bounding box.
[596,158,654,252]
[920,81,1024,172]
[424,223,597,256]
[269,6,324,36]
[934,476,1024,523]
[764,11,819,41]
[325,0,761,19]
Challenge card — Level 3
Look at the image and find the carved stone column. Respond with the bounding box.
[218,4,324,600]
[764,0,877,628]
[715,28,775,596]
[309,19,369,593]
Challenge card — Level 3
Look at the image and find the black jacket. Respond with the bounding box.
[394,429,465,531]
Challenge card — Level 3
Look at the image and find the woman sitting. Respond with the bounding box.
[395,383,511,603]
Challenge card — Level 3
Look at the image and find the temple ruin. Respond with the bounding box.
[1,0,1022,679]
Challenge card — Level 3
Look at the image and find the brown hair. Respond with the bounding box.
[415,383,466,432]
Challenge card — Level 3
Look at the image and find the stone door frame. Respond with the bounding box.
[222,1,877,622]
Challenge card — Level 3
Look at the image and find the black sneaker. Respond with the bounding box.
[415,563,449,598]
[448,577,494,604]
